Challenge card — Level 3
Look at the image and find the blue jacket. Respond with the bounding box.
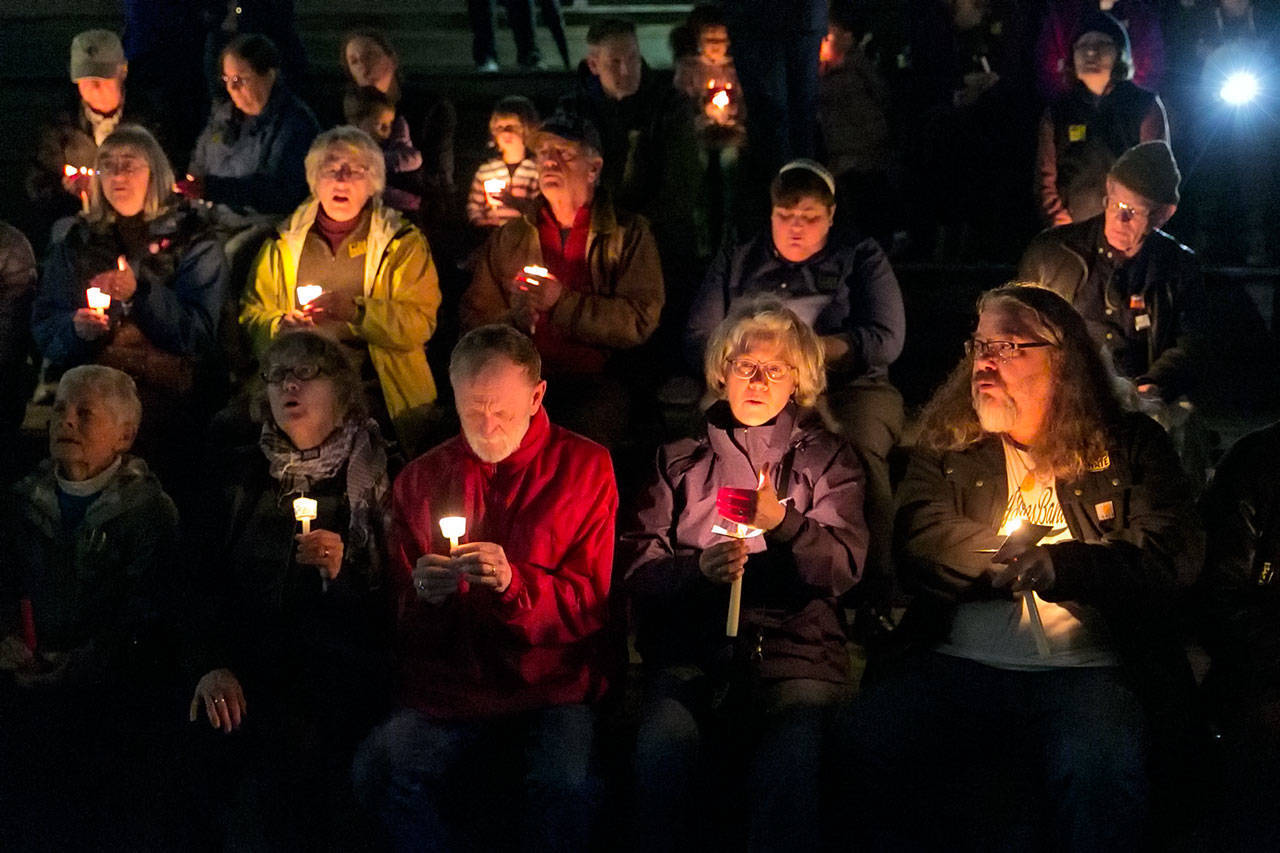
[189,83,318,215]
[685,228,905,381]
[32,202,227,384]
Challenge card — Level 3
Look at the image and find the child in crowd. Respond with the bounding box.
[343,85,423,214]
[673,5,745,148]
[465,96,540,229]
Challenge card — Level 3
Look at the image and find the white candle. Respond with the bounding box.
[293,496,318,535]
[85,287,110,313]
[79,190,89,214]
[1024,592,1051,657]
[726,575,743,637]
[483,178,507,207]
[439,516,466,551]
[296,285,324,307]
[711,89,731,111]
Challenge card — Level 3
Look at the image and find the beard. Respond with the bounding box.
[463,422,529,464]
[972,384,1019,434]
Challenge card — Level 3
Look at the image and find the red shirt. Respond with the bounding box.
[390,407,617,719]
[533,203,608,376]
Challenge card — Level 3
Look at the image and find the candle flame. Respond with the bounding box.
[86,287,111,311]
[292,496,318,521]
[296,285,324,306]
[522,265,549,277]
[64,164,78,177]
[117,255,127,272]
[483,178,507,193]
[439,516,467,540]
[711,90,731,110]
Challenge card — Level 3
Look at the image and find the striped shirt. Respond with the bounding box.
[466,156,539,227]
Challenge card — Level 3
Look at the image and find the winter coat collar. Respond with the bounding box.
[274,198,410,297]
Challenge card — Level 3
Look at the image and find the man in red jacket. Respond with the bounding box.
[354,324,617,852]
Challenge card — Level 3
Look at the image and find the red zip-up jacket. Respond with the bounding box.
[390,407,616,719]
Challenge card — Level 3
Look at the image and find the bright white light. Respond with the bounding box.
[1220,71,1260,105]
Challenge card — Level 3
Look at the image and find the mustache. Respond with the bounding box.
[972,370,1005,389]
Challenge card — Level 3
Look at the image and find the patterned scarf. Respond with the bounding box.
[259,418,391,577]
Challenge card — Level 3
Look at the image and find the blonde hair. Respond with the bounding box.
[86,124,175,224]
[703,297,827,407]
[304,125,386,196]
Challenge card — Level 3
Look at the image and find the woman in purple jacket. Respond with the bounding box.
[620,298,867,851]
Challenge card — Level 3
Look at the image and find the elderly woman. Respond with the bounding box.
[186,331,393,849]
[1036,11,1168,226]
[685,159,904,612]
[184,33,319,216]
[32,123,227,499]
[1,365,180,846]
[620,299,866,851]
[241,126,442,454]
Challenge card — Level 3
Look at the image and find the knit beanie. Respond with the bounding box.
[1109,141,1181,205]
[1073,11,1132,68]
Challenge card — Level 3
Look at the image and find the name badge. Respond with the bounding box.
[1068,124,1087,142]
[348,240,367,258]
[1134,313,1151,331]
[1129,295,1146,310]
[1095,500,1115,521]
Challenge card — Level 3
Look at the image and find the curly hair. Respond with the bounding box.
[914,283,1128,480]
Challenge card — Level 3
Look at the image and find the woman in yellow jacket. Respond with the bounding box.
[241,126,441,453]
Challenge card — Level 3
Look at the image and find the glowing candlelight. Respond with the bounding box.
[483,177,507,207]
[79,190,89,213]
[293,496,318,534]
[711,89,731,110]
[86,287,110,313]
[521,265,549,280]
[296,284,324,307]
[64,164,78,178]
[117,255,127,272]
[439,516,466,550]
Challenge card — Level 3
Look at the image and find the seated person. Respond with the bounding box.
[344,85,423,216]
[32,124,228,502]
[466,96,541,230]
[0,221,36,469]
[184,33,319,217]
[240,126,442,455]
[841,284,1201,848]
[354,325,616,851]
[1036,11,1167,226]
[620,299,866,851]
[686,159,904,600]
[1020,141,1205,405]
[185,331,393,850]
[462,111,664,447]
[0,365,180,848]
[1198,419,1280,844]
[25,29,163,251]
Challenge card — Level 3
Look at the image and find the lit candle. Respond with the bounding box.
[439,516,467,551]
[79,190,89,214]
[64,164,78,178]
[86,287,111,313]
[296,285,324,307]
[117,255,127,272]
[726,575,743,637]
[293,496,318,535]
[711,89,731,111]
[998,517,1051,657]
[520,264,549,282]
[483,178,508,207]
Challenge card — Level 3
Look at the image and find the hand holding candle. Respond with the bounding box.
[483,177,508,208]
[713,471,778,637]
[293,496,317,534]
[715,465,785,532]
[296,284,324,308]
[990,518,1055,657]
[86,286,111,313]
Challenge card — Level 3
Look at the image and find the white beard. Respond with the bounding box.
[973,388,1018,434]
[463,423,528,463]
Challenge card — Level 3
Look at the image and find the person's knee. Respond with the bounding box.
[635,696,702,776]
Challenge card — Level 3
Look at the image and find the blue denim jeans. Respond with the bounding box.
[353,704,600,853]
[839,652,1149,851]
[632,668,851,852]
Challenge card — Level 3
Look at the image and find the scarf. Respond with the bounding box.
[259,417,391,576]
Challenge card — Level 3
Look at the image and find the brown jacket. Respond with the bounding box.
[462,194,664,357]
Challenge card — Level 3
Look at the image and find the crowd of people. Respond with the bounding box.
[1,1,1279,850]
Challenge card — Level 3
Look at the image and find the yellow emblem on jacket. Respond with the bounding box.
[1068,124,1087,142]
[348,240,367,258]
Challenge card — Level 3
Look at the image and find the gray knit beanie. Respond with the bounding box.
[1109,141,1181,206]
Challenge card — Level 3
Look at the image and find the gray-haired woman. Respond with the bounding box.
[241,125,442,454]
[186,330,393,848]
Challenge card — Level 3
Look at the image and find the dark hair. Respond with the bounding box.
[340,28,397,71]
[450,325,543,385]
[668,23,698,60]
[687,4,726,36]
[491,95,540,128]
[587,18,638,45]
[222,33,281,76]
[770,166,836,209]
[343,85,395,125]
[1069,12,1133,84]
[915,283,1127,480]
[251,331,368,425]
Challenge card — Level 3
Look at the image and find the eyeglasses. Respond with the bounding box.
[1104,196,1152,225]
[261,363,325,384]
[964,337,1053,361]
[1074,39,1117,56]
[318,164,370,181]
[96,159,148,177]
[727,358,794,383]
